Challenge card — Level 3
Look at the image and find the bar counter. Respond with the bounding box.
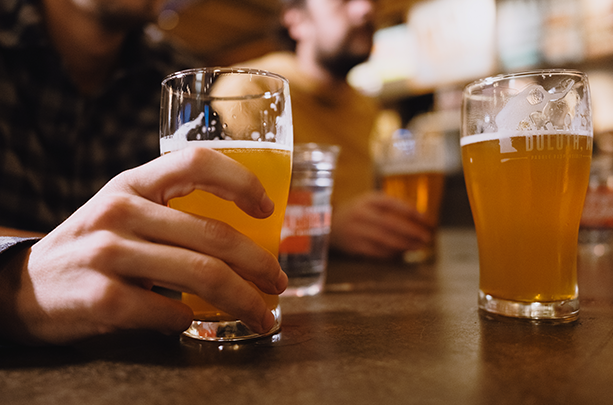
[2,228,613,404]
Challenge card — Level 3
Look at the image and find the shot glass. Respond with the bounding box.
[461,69,593,322]
[378,128,446,263]
[278,143,340,296]
[159,67,293,341]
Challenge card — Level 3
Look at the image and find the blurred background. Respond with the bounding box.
[155,0,613,227]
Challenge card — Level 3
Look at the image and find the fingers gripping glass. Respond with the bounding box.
[160,68,293,341]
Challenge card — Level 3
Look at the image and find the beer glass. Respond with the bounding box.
[378,128,446,263]
[160,68,293,340]
[461,70,593,322]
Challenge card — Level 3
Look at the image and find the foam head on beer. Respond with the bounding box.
[463,73,591,139]
[160,68,293,150]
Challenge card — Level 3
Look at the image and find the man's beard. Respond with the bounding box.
[316,27,374,79]
[318,49,370,80]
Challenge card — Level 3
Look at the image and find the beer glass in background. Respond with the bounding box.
[461,70,593,322]
[378,128,446,263]
[279,143,340,296]
[160,68,293,341]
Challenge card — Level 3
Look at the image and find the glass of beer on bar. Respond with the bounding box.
[378,128,446,263]
[461,70,593,322]
[159,68,293,340]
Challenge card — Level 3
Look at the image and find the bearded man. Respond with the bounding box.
[241,0,433,259]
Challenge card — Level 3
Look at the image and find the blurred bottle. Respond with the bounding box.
[579,152,613,257]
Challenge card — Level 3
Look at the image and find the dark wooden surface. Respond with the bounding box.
[2,228,613,405]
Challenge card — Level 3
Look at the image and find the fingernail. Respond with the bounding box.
[260,194,274,214]
[261,310,275,332]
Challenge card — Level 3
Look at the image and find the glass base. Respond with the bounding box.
[403,247,435,264]
[282,274,325,297]
[182,305,281,342]
[478,290,579,323]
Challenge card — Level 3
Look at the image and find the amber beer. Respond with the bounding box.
[382,171,444,262]
[379,139,445,264]
[382,172,445,227]
[163,140,292,321]
[462,132,592,304]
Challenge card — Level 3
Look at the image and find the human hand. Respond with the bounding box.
[329,191,433,259]
[0,147,288,345]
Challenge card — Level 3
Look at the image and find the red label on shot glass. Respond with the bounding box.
[279,191,332,254]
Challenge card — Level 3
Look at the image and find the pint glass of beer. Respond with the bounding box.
[378,128,446,263]
[461,70,593,322]
[160,68,293,340]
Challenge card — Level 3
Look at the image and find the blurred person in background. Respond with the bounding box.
[0,0,287,345]
[0,0,196,236]
[239,0,433,259]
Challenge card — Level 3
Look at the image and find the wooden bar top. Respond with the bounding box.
[2,228,613,404]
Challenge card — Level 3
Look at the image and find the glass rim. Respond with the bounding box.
[463,69,587,93]
[161,67,289,100]
[294,142,341,153]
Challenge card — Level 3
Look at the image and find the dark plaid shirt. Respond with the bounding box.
[0,0,197,233]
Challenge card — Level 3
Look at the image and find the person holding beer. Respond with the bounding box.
[0,148,289,345]
[0,0,287,345]
[238,0,433,259]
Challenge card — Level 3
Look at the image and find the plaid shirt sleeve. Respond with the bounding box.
[0,236,39,256]
[0,0,199,233]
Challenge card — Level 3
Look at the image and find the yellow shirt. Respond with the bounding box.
[237,52,379,205]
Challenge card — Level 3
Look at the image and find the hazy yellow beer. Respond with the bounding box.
[462,132,592,302]
[160,67,293,340]
[462,70,592,321]
[167,141,292,321]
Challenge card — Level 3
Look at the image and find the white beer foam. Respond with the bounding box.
[460,130,593,147]
[160,138,292,154]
